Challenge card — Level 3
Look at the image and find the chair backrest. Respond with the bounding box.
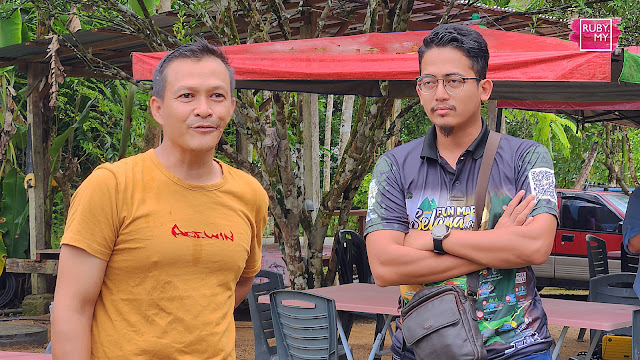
[590,272,640,337]
[248,270,285,360]
[336,229,371,285]
[586,234,609,278]
[270,290,339,360]
[621,242,640,273]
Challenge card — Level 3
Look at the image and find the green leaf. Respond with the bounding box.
[0,9,22,47]
[550,121,571,157]
[128,0,156,17]
[0,233,6,275]
[49,98,96,166]
[0,167,28,259]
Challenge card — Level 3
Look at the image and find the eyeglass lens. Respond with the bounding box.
[418,76,466,95]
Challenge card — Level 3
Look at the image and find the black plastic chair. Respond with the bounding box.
[586,273,640,358]
[335,229,387,359]
[248,270,285,360]
[579,235,611,342]
[336,229,371,285]
[586,234,610,279]
[621,242,640,273]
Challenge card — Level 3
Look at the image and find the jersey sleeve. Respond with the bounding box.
[517,143,559,220]
[61,165,120,261]
[242,186,268,277]
[623,188,640,254]
[365,154,409,236]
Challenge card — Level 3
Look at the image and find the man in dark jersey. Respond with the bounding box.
[366,25,558,360]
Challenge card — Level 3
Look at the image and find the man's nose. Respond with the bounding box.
[194,97,213,118]
[434,79,450,101]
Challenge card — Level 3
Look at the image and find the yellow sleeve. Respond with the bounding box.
[242,186,268,278]
[61,165,120,261]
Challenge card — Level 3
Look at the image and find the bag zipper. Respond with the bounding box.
[403,290,463,320]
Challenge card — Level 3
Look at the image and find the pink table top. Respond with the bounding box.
[261,283,639,331]
[542,297,638,330]
[608,250,621,259]
[0,353,51,359]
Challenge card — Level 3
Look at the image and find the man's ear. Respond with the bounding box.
[149,96,164,126]
[479,79,493,102]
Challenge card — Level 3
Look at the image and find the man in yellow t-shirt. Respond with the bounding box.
[51,40,269,360]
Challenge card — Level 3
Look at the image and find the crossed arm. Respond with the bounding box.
[367,191,557,287]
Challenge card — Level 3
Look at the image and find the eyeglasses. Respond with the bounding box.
[416,75,482,95]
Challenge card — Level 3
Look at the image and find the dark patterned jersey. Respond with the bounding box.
[365,123,558,360]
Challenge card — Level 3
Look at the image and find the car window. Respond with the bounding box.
[601,193,629,214]
[559,197,620,232]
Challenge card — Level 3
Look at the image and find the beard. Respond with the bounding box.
[438,125,454,138]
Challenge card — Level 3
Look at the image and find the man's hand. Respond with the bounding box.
[494,190,536,229]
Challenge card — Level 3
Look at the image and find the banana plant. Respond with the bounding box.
[505,109,577,158]
[117,82,137,159]
[0,7,22,48]
[0,167,29,275]
[49,96,96,171]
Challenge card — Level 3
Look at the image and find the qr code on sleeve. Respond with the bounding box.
[528,168,557,204]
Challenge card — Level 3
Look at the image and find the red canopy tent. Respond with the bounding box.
[133,28,609,82]
[132,27,640,126]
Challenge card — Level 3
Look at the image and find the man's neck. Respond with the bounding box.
[153,144,222,185]
[435,117,483,168]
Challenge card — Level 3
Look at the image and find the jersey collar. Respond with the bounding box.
[420,120,490,161]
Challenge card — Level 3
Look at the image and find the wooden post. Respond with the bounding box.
[26,63,51,295]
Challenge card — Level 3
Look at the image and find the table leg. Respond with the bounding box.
[584,330,602,360]
[551,326,569,360]
[337,316,354,360]
[368,315,394,360]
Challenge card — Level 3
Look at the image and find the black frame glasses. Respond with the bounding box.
[416,75,482,95]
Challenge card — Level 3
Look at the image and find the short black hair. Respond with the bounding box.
[152,39,236,99]
[418,24,489,79]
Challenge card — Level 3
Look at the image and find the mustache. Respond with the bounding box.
[430,104,456,112]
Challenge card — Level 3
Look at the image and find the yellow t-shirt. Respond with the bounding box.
[61,150,268,360]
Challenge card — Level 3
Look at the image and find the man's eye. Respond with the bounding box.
[179,93,194,99]
[212,93,226,99]
[447,78,462,84]
[423,79,436,85]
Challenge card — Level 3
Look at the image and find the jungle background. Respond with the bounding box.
[0,0,638,302]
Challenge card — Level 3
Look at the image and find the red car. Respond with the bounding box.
[532,189,629,290]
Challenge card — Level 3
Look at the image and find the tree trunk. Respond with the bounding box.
[487,100,498,131]
[601,125,631,194]
[573,141,598,190]
[323,95,334,192]
[339,95,355,158]
[624,127,639,186]
[387,98,401,150]
[236,128,249,160]
[142,112,162,151]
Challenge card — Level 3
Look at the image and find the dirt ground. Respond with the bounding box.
[0,312,595,359]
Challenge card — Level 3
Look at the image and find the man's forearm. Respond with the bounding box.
[408,214,556,269]
[234,276,254,308]
[628,233,640,254]
[368,234,486,287]
[52,310,92,360]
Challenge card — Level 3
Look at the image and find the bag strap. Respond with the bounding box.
[467,130,501,296]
